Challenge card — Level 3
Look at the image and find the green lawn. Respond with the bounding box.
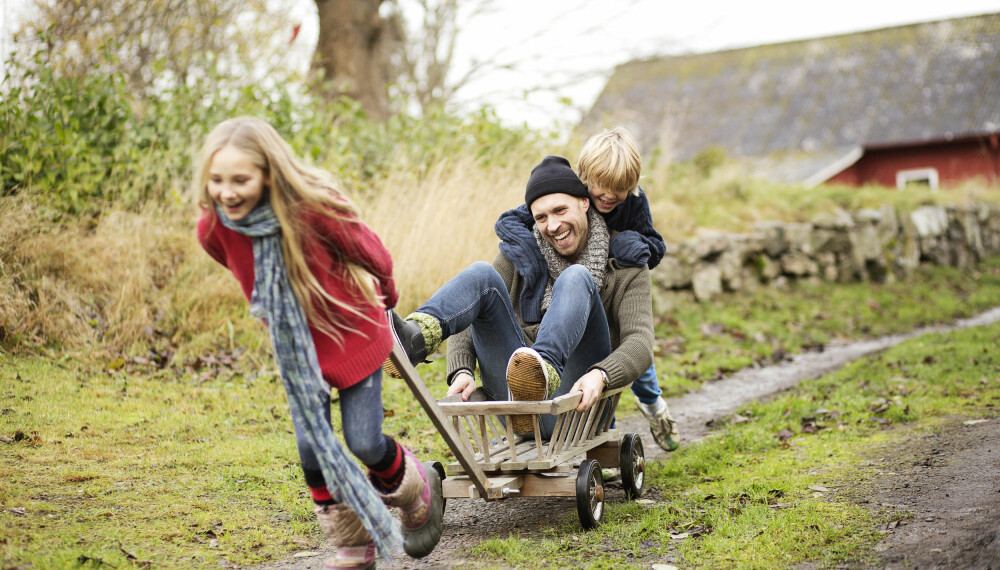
[2,257,999,568]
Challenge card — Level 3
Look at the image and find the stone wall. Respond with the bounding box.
[651,203,1000,302]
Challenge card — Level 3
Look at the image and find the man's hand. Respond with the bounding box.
[447,371,477,401]
[570,369,607,412]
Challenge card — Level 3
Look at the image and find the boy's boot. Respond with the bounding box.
[314,504,376,570]
[638,397,680,452]
[383,311,442,378]
[371,446,443,558]
[505,347,560,434]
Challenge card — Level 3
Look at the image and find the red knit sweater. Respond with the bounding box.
[197,206,398,389]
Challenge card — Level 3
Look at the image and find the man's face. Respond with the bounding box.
[530,193,590,263]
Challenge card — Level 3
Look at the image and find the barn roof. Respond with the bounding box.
[579,12,1000,183]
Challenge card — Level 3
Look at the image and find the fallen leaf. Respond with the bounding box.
[293,551,320,558]
[808,485,830,493]
[963,419,988,426]
[776,429,794,442]
[670,532,689,540]
[731,414,750,424]
[6,507,25,516]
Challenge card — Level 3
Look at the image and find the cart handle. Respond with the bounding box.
[388,343,493,499]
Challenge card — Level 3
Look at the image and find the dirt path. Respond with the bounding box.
[850,417,1000,569]
[264,307,1000,570]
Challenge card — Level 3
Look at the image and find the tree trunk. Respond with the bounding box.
[312,0,393,119]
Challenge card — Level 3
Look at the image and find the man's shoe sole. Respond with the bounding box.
[506,348,549,434]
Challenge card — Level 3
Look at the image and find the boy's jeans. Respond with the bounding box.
[416,261,612,438]
[631,364,662,406]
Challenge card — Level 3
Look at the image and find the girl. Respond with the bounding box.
[194,117,442,569]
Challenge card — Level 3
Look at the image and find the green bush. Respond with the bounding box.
[1,39,540,216]
[1,45,135,212]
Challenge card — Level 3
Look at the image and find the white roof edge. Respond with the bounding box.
[803,146,865,188]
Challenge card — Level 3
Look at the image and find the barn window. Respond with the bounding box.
[896,168,939,190]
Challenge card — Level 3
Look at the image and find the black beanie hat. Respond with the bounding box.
[525,155,589,208]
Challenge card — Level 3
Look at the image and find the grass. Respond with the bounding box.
[465,314,1000,569]
[2,256,999,568]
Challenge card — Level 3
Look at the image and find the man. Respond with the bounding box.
[384,155,654,438]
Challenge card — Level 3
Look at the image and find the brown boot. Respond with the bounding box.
[314,504,376,570]
[374,448,443,558]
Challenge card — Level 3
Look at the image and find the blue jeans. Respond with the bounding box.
[417,261,612,439]
[630,364,662,405]
[294,368,388,481]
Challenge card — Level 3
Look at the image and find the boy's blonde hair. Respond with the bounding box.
[576,127,642,196]
[194,116,382,343]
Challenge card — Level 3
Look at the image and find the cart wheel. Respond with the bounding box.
[424,461,446,513]
[576,459,604,529]
[620,433,645,500]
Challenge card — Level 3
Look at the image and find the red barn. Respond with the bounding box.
[579,13,1000,189]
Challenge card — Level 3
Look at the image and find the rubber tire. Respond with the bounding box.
[620,433,645,500]
[576,459,604,530]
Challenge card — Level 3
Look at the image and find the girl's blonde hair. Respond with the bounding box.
[576,127,642,196]
[193,116,383,343]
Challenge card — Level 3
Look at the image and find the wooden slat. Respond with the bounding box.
[478,415,491,464]
[534,430,616,470]
[577,407,596,445]
[519,473,577,497]
[446,438,538,475]
[461,414,484,456]
[545,413,567,458]
[442,474,524,499]
[504,416,518,460]
[438,392,583,416]
[390,344,490,499]
[486,414,505,447]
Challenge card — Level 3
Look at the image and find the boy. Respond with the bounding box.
[494,127,680,452]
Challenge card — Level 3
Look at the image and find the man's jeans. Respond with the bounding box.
[416,261,612,438]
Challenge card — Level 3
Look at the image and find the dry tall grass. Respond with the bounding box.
[2,152,998,359]
[0,197,253,358]
[0,151,539,357]
[363,154,533,313]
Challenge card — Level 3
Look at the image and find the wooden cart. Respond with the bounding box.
[389,343,646,528]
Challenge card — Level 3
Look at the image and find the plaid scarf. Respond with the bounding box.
[216,203,401,559]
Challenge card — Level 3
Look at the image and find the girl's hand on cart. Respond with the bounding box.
[570,369,607,412]
[447,371,477,401]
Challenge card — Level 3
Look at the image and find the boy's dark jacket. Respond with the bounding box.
[494,189,666,323]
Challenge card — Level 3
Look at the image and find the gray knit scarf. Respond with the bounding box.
[534,208,610,312]
[216,203,401,559]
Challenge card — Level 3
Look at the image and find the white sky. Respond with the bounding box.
[4,0,999,134]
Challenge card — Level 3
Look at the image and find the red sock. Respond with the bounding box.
[309,485,334,504]
[368,440,405,492]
